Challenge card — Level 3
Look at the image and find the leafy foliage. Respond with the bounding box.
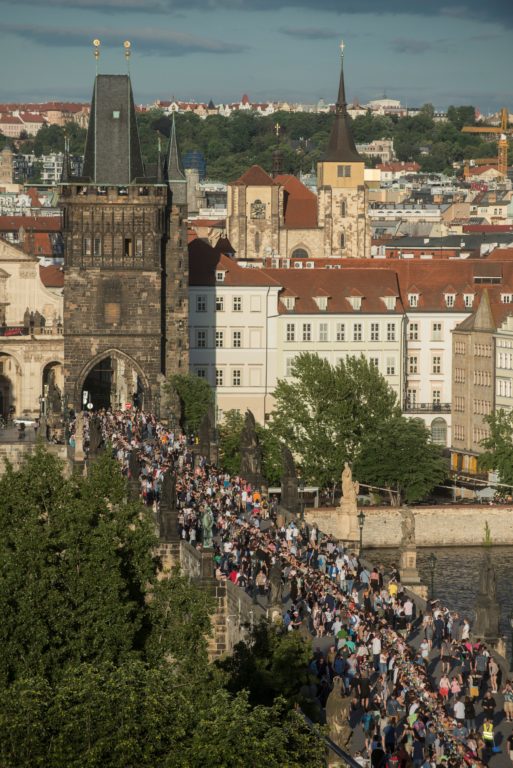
[353,415,447,505]
[164,372,214,434]
[269,353,399,487]
[478,409,513,486]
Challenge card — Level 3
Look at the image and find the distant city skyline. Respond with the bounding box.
[0,0,510,113]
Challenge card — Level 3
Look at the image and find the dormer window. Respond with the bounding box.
[408,293,419,308]
[282,296,296,311]
[501,293,513,304]
[382,296,396,311]
[445,293,455,308]
[215,270,225,283]
[463,293,474,308]
[348,296,362,311]
[315,296,328,311]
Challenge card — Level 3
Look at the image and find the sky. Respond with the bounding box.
[0,0,511,112]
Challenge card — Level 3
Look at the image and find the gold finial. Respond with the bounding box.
[124,40,131,71]
[340,39,345,58]
[274,121,281,138]
[93,39,101,73]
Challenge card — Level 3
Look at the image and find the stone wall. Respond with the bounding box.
[0,442,67,474]
[305,505,513,548]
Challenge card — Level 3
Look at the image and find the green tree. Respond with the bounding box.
[478,409,513,486]
[447,105,475,131]
[218,409,282,484]
[269,353,399,487]
[164,373,214,434]
[354,416,447,505]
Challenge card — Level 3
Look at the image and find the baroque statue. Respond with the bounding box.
[400,507,416,547]
[201,506,214,549]
[339,461,358,516]
[269,559,284,605]
[326,677,352,765]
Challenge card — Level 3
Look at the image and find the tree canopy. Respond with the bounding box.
[218,409,282,485]
[0,447,323,767]
[478,409,513,487]
[164,372,214,434]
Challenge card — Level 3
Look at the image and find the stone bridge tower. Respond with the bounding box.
[317,45,370,259]
[61,74,188,412]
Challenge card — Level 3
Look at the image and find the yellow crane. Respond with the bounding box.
[461,107,512,177]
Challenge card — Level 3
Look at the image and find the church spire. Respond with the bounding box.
[166,113,187,205]
[61,135,71,182]
[325,41,363,164]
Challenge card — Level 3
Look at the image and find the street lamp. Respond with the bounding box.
[357,509,365,557]
[509,610,513,673]
[299,480,305,521]
[428,552,437,601]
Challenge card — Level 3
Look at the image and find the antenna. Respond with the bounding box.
[124,40,131,73]
[93,39,101,75]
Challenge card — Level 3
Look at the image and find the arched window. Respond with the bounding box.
[291,248,308,259]
[254,231,261,252]
[250,199,266,219]
[431,417,447,446]
[340,231,345,249]
[340,199,347,217]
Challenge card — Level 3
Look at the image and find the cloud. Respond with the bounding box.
[1,0,512,27]
[279,26,340,40]
[0,23,248,56]
[390,37,450,55]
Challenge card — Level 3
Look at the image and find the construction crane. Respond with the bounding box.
[462,107,512,177]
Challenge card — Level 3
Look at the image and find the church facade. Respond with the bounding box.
[61,74,188,413]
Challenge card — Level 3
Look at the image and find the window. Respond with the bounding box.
[432,389,441,405]
[386,357,396,376]
[455,340,466,355]
[215,331,224,348]
[112,110,120,119]
[196,329,207,348]
[408,355,418,374]
[315,296,328,311]
[291,248,308,259]
[353,323,363,342]
[454,368,465,384]
[232,330,242,348]
[254,232,261,252]
[406,389,417,406]
[432,355,441,374]
[232,296,242,312]
[339,199,347,217]
[408,322,419,341]
[501,293,513,304]
[215,295,224,312]
[250,199,265,219]
[319,323,328,342]
[196,368,206,379]
[285,357,295,377]
[302,323,311,342]
[431,417,447,446]
[286,323,295,342]
[215,270,225,282]
[93,235,101,257]
[282,296,295,311]
[370,323,380,342]
[124,237,132,259]
[369,357,379,369]
[340,231,346,249]
[454,396,465,412]
[445,294,455,308]
[196,295,207,312]
[432,322,442,341]
[336,323,345,342]
[135,237,143,258]
[408,293,418,308]
[387,323,396,342]
[232,369,241,386]
[383,296,395,311]
[337,165,351,177]
[464,294,474,308]
[83,236,91,256]
[215,369,224,386]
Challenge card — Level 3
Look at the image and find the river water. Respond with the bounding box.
[366,545,513,643]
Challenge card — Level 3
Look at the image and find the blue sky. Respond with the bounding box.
[0,0,510,112]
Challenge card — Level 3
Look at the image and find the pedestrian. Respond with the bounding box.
[502,680,513,723]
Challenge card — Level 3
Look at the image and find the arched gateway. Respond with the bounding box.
[77,350,150,411]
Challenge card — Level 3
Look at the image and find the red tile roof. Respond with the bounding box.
[230,164,277,186]
[188,239,280,287]
[377,162,421,172]
[274,174,318,229]
[0,215,61,233]
[39,264,64,288]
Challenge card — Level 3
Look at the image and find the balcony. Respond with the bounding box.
[403,402,451,414]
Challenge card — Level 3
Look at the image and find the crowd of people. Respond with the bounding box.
[72,408,513,768]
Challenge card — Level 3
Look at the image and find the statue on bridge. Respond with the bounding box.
[339,461,358,517]
[280,444,299,515]
[474,548,500,641]
[239,410,264,488]
[88,415,104,458]
[326,677,352,766]
[268,559,284,606]
[201,506,214,549]
[400,507,416,546]
[159,465,178,542]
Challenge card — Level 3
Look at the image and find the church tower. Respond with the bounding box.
[61,72,188,412]
[317,43,370,259]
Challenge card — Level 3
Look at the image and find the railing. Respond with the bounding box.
[0,326,29,337]
[0,324,63,337]
[403,401,451,413]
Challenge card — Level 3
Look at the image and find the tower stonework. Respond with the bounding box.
[61,74,188,411]
[317,48,370,259]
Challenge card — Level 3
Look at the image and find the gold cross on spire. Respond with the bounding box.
[340,39,345,58]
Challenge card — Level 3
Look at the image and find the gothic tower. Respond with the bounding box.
[61,73,188,412]
[317,45,370,259]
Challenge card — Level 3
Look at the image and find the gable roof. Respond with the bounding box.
[274,174,318,229]
[230,164,277,186]
[188,238,280,287]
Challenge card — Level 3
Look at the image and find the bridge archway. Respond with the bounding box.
[77,350,151,411]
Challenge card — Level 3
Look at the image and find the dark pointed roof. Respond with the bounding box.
[82,74,146,185]
[325,53,363,164]
[166,113,187,205]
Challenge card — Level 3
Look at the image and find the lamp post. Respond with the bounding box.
[428,552,437,601]
[509,610,513,673]
[357,509,365,557]
[299,480,305,521]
